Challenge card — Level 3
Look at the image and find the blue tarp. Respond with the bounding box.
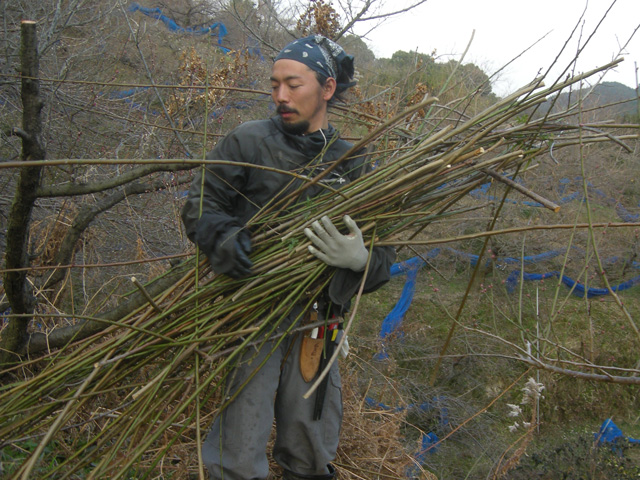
[595,419,640,454]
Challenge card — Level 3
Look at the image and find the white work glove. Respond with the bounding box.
[304,215,369,272]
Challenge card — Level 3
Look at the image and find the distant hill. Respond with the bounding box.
[534,81,638,122]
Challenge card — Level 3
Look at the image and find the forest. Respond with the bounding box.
[1,1,640,478]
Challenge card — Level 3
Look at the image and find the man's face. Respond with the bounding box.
[270,59,332,135]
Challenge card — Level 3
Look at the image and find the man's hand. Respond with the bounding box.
[217,227,253,278]
[304,215,368,272]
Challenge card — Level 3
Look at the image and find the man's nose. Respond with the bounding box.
[273,85,289,104]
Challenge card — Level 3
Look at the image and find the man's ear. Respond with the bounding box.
[322,77,337,101]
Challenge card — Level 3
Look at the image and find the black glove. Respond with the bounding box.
[222,227,253,278]
[194,213,253,278]
[218,227,253,278]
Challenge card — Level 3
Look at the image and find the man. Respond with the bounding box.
[181,35,395,480]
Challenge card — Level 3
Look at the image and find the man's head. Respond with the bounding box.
[271,35,355,135]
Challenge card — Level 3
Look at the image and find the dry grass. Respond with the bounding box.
[336,367,414,479]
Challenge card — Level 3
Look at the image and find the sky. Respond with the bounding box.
[354,0,640,96]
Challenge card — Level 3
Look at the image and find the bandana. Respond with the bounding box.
[275,34,356,96]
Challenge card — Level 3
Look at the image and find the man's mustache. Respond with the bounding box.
[277,105,299,115]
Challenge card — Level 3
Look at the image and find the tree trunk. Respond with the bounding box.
[0,21,46,366]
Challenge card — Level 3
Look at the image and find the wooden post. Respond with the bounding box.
[0,21,46,364]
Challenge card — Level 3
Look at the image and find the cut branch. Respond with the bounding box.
[9,127,30,141]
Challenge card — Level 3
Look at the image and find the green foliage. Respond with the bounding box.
[365,49,496,106]
[1,440,68,477]
[367,50,436,99]
[506,430,640,479]
[340,34,376,67]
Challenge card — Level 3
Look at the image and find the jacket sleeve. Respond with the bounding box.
[181,131,249,272]
[327,245,396,306]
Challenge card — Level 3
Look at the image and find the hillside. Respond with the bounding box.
[535,81,639,121]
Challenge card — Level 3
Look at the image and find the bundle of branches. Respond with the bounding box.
[0,60,630,479]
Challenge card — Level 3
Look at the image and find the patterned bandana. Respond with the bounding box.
[275,34,356,96]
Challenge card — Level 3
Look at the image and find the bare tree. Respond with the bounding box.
[0,0,255,362]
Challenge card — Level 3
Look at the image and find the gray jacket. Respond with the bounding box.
[181,116,395,309]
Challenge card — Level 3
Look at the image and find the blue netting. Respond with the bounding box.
[381,256,430,337]
[379,250,640,345]
[128,3,228,46]
[108,87,146,99]
[365,396,446,473]
[446,247,569,268]
[376,251,440,359]
[127,2,264,59]
[406,432,439,478]
[506,269,640,298]
[103,87,159,115]
[365,395,449,425]
[470,176,639,223]
[101,3,268,138]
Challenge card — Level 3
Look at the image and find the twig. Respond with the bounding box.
[483,168,560,212]
[377,222,640,246]
[131,277,162,313]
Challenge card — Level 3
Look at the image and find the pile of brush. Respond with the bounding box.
[1,60,631,479]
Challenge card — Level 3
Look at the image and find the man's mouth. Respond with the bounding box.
[277,106,298,120]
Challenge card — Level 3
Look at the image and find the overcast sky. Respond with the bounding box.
[354,0,640,96]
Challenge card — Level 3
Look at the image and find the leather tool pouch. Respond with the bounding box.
[300,336,324,382]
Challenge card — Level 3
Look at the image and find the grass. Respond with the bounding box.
[349,206,640,478]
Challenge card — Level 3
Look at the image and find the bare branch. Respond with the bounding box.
[37,163,194,197]
[25,260,193,354]
[337,0,429,39]
[118,2,193,158]
[42,174,192,290]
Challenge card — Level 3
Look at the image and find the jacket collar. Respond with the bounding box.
[270,116,338,157]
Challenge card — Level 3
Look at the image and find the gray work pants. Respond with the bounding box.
[202,315,343,479]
